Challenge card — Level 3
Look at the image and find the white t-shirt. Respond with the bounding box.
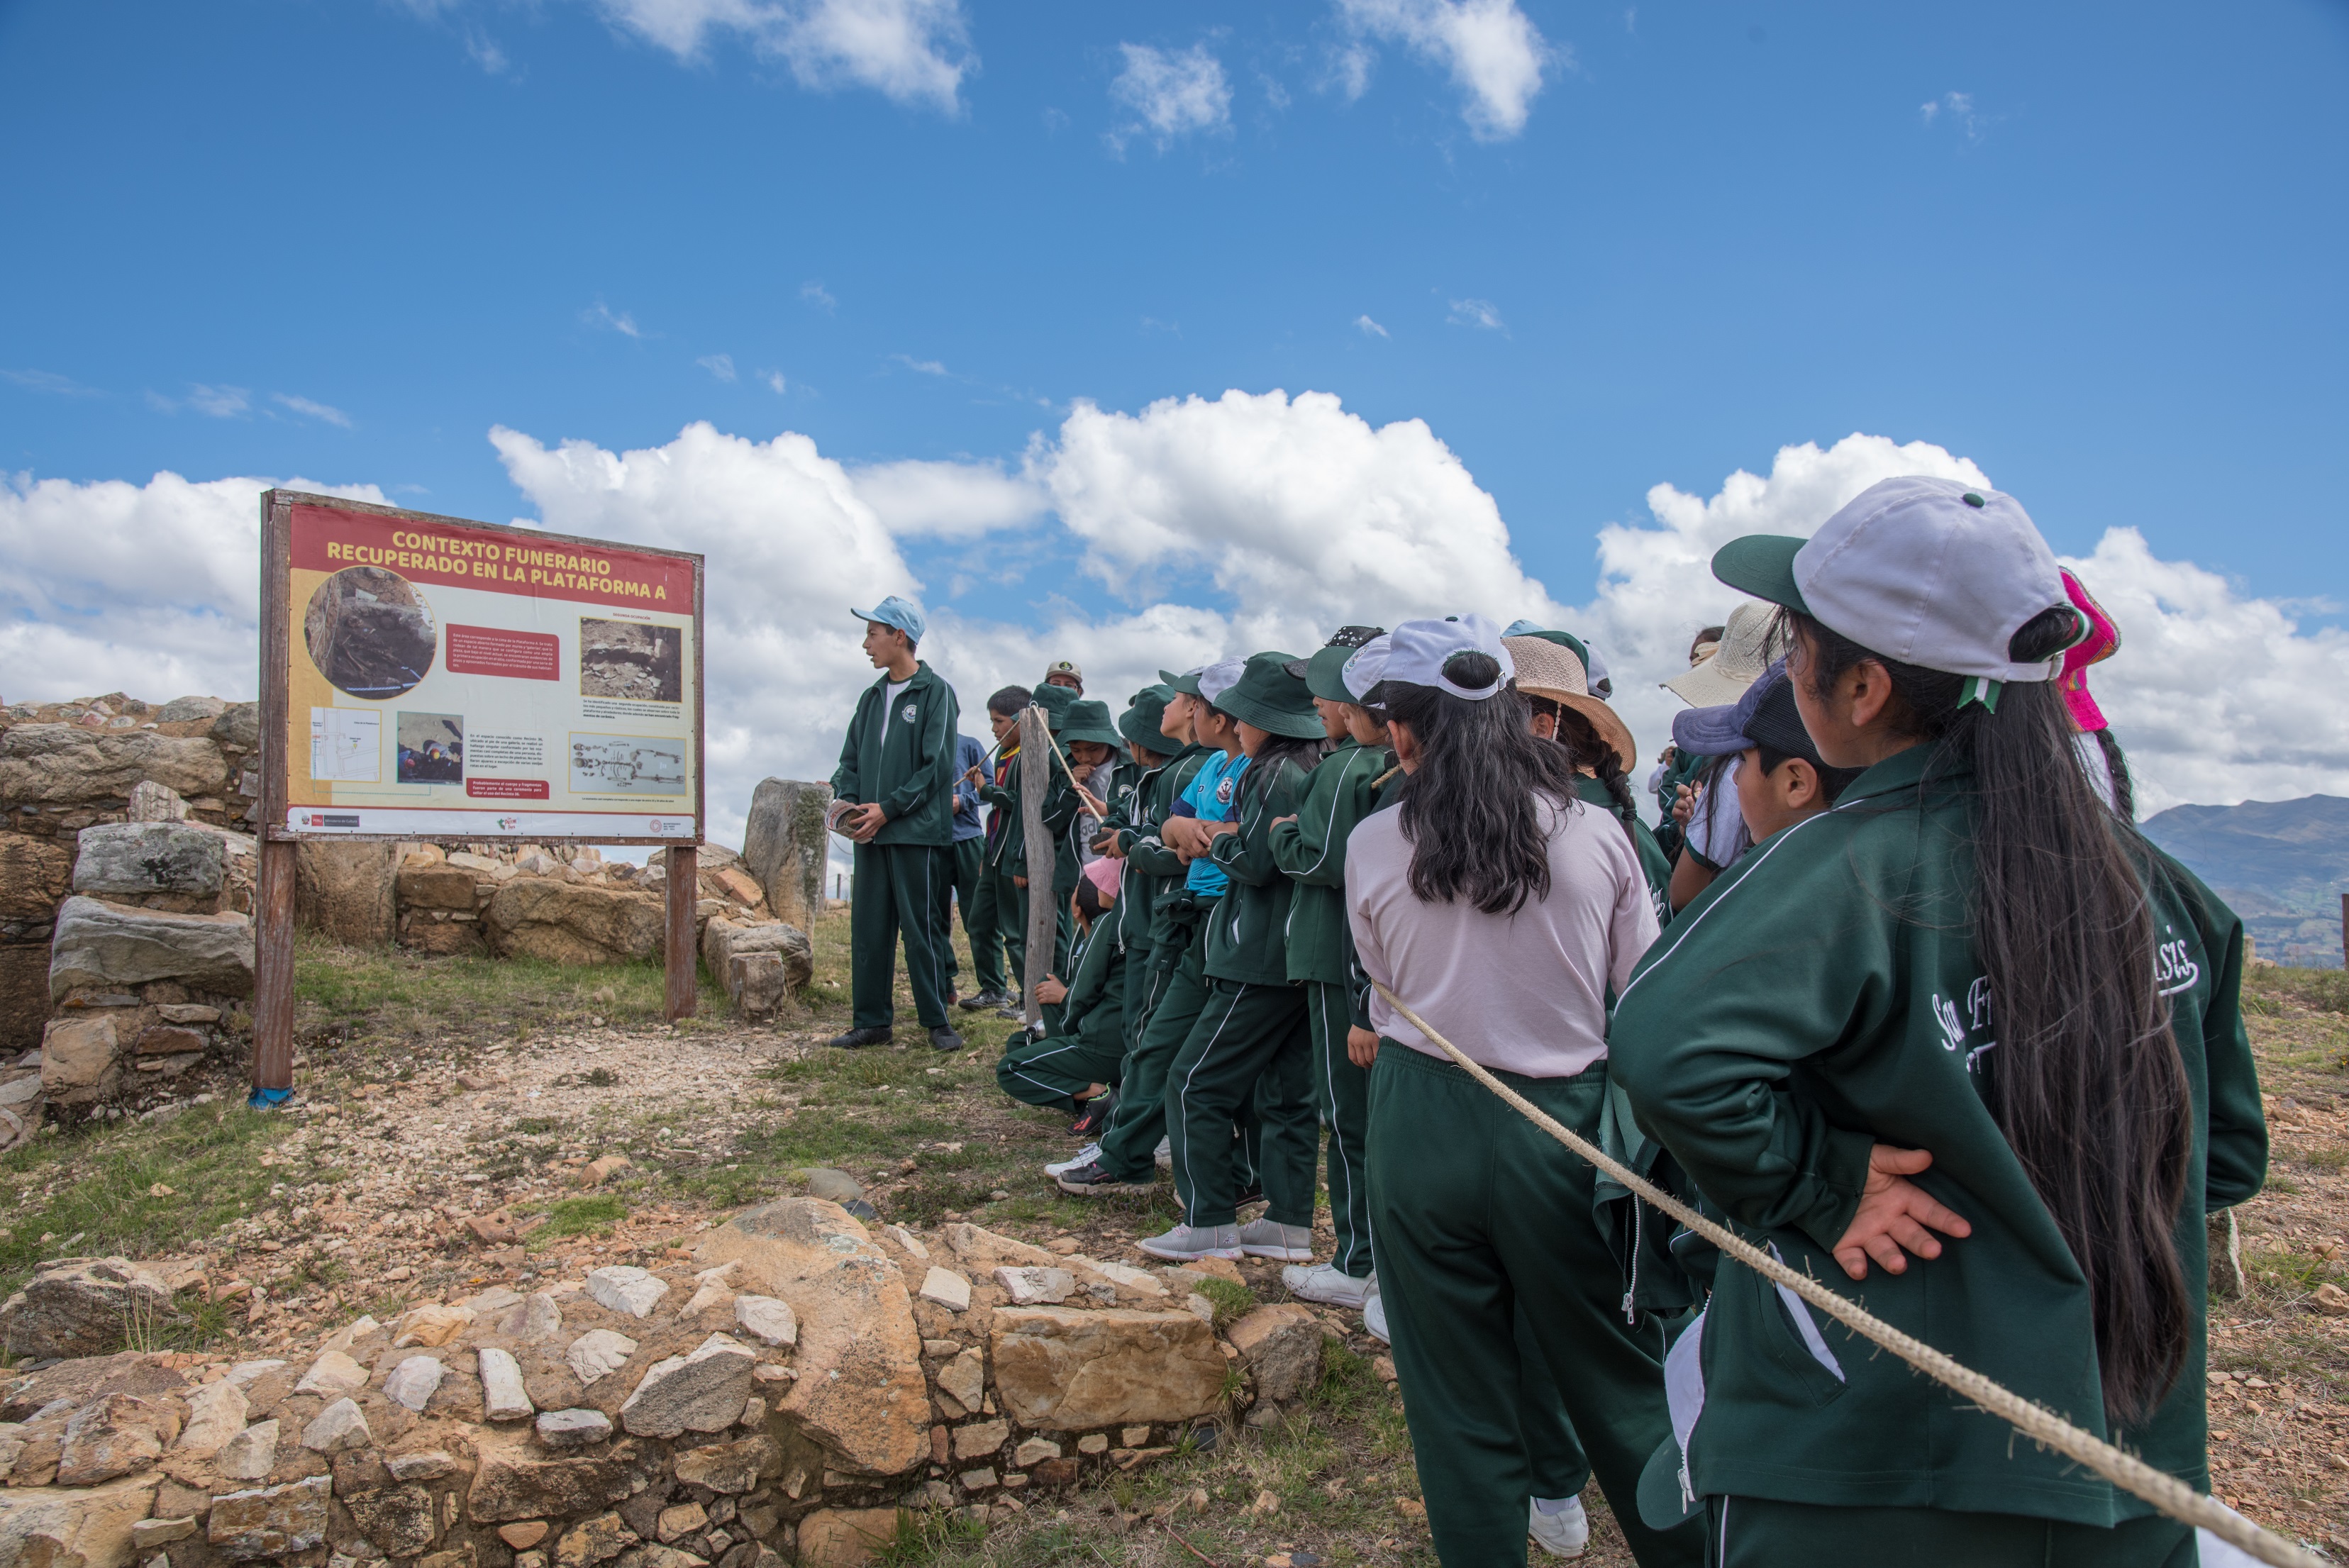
[1348,794,1660,1079]
[884,677,911,711]
[1684,755,1750,869]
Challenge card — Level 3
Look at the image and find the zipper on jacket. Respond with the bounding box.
[1623,1200,1644,1323]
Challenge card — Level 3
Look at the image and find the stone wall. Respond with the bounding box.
[0,1199,1326,1568]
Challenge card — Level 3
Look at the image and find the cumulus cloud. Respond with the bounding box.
[590,0,972,112]
[1108,43,1233,152]
[1335,0,1555,140]
[849,459,1047,540]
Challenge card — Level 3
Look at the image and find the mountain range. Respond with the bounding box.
[2142,794,2348,968]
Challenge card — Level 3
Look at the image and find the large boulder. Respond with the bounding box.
[0,727,229,810]
[740,779,833,928]
[211,702,262,753]
[701,921,812,1019]
[71,823,224,903]
[485,879,664,965]
[294,841,397,946]
[0,1257,177,1360]
[466,1434,648,1523]
[989,1308,1228,1430]
[48,896,254,999]
[0,1473,162,1568]
[692,1199,928,1477]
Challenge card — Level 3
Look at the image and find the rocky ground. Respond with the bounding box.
[3,920,2345,1566]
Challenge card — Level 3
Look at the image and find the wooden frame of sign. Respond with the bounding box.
[254,490,708,1097]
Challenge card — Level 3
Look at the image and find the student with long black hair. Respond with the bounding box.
[1610,478,2266,1564]
[1348,617,1696,1568]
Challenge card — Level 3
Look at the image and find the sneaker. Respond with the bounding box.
[1153,1135,1173,1170]
[1070,1089,1116,1138]
[960,989,1007,1012]
[824,1026,893,1049]
[994,1004,1023,1021]
[1238,1219,1314,1262]
[1529,1498,1589,1559]
[1282,1263,1372,1308]
[1045,1142,1102,1178]
[928,1025,966,1052]
[1362,1274,1390,1343]
[1054,1161,1156,1197]
[1137,1223,1245,1262]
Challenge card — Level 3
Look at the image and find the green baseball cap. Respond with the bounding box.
[1057,699,1124,749]
[1212,651,1323,740]
[1160,666,1206,696]
[1301,625,1387,704]
[1119,686,1174,750]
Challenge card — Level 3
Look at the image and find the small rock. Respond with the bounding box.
[480,1347,534,1421]
[885,1226,929,1260]
[132,1518,199,1549]
[673,1435,783,1495]
[992,1267,1074,1306]
[567,1329,640,1386]
[2315,1282,2349,1317]
[224,1359,288,1387]
[733,1296,796,1347]
[577,1155,631,1187]
[499,1292,567,1343]
[387,1449,459,1480]
[1226,1303,1324,1404]
[1372,1354,1398,1384]
[554,1511,636,1568]
[501,1523,551,1550]
[210,1474,332,1559]
[587,1267,670,1319]
[383,1355,447,1413]
[1012,1438,1060,1468]
[394,1304,477,1347]
[1394,1497,1426,1520]
[57,1392,174,1485]
[294,1350,368,1397]
[656,1502,708,1544]
[218,1418,281,1480]
[799,1169,864,1206]
[794,1508,907,1568]
[918,1268,971,1313]
[935,1350,985,1413]
[1248,1490,1280,1517]
[952,1420,1008,1461]
[301,1397,372,1454]
[536,1408,615,1449]
[682,1281,735,1320]
[957,1467,998,1493]
[921,1338,960,1358]
[620,1334,757,1439]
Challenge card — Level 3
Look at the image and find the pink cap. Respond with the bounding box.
[2058,569,2120,732]
[1082,856,1121,904]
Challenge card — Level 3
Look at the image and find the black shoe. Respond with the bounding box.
[1055,1161,1156,1197]
[929,1025,967,1052]
[1070,1089,1116,1138]
[825,1026,894,1049]
[994,1005,1023,1021]
[961,989,1009,1011]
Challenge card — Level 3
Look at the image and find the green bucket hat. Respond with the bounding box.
[1213,651,1323,740]
[1058,699,1125,749]
[1119,685,1174,750]
[1031,682,1076,730]
[1301,625,1387,704]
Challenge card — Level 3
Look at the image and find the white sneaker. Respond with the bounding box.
[1153,1135,1172,1170]
[1237,1219,1315,1262]
[1528,1497,1589,1558]
[1282,1263,1372,1307]
[1045,1142,1101,1178]
[1136,1223,1244,1262]
[1362,1274,1390,1342]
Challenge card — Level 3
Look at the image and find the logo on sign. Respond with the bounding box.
[497,817,520,830]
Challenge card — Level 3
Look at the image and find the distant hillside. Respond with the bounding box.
[2142,794,2349,969]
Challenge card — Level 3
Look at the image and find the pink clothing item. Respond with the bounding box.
[1082,855,1121,903]
[2058,568,2120,733]
[1346,794,1661,1080]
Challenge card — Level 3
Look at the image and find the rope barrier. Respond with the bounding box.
[1368,981,2320,1568]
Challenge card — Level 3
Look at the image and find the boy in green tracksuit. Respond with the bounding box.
[1611,482,2268,1564]
[1266,628,1388,1302]
[827,596,963,1052]
[996,867,1126,1116]
[962,686,1031,1016]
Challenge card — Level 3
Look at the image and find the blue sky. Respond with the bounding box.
[4,0,2346,825]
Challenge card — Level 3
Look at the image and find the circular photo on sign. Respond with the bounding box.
[304,566,438,699]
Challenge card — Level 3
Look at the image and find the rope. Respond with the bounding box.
[1368,981,2319,1568]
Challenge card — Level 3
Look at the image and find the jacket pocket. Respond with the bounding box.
[1740,1247,1850,1408]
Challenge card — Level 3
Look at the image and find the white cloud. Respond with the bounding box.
[1920,90,1990,143]
[697,353,738,382]
[589,0,972,112]
[1107,43,1232,152]
[848,459,1047,539]
[1355,315,1389,338]
[761,369,788,394]
[274,393,353,428]
[146,384,252,418]
[582,301,643,338]
[3,368,101,397]
[1448,296,1505,331]
[800,281,836,311]
[893,354,949,377]
[1336,0,1555,140]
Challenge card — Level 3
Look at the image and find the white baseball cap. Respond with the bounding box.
[1713,477,2070,701]
[1194,657,1248,705]
[1340,635,1392,702]
[1374,615,1514,700]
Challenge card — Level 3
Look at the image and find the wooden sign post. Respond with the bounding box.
[1019,706,1055,1031]
[254,491,706,1104]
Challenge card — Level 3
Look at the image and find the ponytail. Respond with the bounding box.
[2094,728,2137,821]
[1791,607,2193,1429]
[1533,695,1642,831]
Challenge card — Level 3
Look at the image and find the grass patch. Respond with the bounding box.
[521,1194,629,1246]
[1197,1277,1256,1330]
[2246,964,2349,1018]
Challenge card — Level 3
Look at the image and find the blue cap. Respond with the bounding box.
[852,595,926,645]
[1671,660,1785,757]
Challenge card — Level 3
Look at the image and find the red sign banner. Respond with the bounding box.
[466,778,552,799]
[290,504,695,610]
[445,624,560,680]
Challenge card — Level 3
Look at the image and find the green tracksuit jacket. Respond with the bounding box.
[1269,738,1394,985]
[979,756,1079,877]
[1608,743,2267,1526]
[1202,752,1312,985]
[831,663,960,845]
[1114,744,1212,954]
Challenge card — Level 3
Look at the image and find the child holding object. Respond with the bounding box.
[1348,616,1696,1568]
[1609,478,2265,1564]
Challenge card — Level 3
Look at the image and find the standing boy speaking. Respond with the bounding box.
[828,596,965,1053]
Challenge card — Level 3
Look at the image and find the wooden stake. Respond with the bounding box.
[665,845,699,1021]
[1020,706,1055,1030]
[252,838,297,1094]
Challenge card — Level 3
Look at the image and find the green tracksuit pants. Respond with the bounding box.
[1304,981,1375,1277]
[849,842,955,1033]
[1703,1498,2192,1567]
[996,1008,1128,1116]
[1168,979,1317,1230]
[949,838,1006,996]
[980,862,1026,1001]
[1094,903,1214,1181]
[1367,1041,1701,1568]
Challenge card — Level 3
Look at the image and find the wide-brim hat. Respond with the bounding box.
[1057,699,1124,749]
[1504,633,1638,775]
[1212,651,1323,740]
[1031,683,1076,730]
[1120,685,1174,750]
[1662,601,1782,709]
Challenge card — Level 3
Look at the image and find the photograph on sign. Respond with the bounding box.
[270,495,703,841]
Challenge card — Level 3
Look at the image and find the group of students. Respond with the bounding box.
[828,476,2267,1568]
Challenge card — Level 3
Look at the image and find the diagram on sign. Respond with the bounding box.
[304,565,437,699]
[570,733,686,795]
[308,708,382,782]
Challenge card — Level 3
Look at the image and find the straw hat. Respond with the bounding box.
[1661,601,1783,708]
[1503,633,1638,774]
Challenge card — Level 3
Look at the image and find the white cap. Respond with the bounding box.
[1714,477,2069,689]
[1377,615,1515,700]
[1194,657,1248,705]
[1340,636,1392,701]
